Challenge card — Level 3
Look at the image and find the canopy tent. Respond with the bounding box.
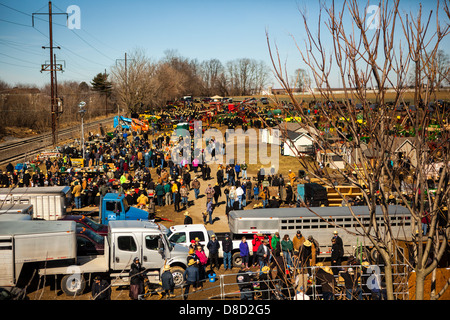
[211,95,223,100]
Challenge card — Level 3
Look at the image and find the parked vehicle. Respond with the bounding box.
[113,115,132,130]
[0,186,70,220]
[38,220,189,296]
[0,204,33,216]
[131,118,149,133]
[0,204,33,221]
[76,227,105,256]
[228,205,412,260]
[0,187,151,225]
[99,192,153,225]
[60,215,108,236]
[0,220,77,289]
[167,224,252,267]
[260,97,269,104]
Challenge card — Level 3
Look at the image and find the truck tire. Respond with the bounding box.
[61,274,86,296]
[232,252,242,268]
[170,267,185,287]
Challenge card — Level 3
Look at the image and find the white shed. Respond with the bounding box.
[282,131,314,156]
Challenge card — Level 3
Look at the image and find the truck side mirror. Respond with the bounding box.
[158,238,165,259]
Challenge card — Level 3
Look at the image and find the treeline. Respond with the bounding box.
[0,49,271,134]
[0,80,110,135]
[110,49,271,113]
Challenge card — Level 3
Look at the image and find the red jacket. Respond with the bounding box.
[252,235,264,252]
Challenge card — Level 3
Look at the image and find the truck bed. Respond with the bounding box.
[39,254,109,276]
[39,236,110,276]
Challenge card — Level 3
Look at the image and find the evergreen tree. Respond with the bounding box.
[91,72,112,95]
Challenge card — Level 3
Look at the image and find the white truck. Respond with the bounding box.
[38,220,189,296]
[0,186,71,220]
[168,205,412,266]
[0,220,189,297]
[227,205,412,260]
[167,224,254,267]
[0,203,33,221]
[0,220,77,291]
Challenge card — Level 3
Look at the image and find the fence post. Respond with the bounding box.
[219,274,224,300]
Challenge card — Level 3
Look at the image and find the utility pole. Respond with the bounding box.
[33,1,67,147]
[104,69,108,115]
[115,52,134,116]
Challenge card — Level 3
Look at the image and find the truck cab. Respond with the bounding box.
[100,193,151,225]
[109,220,188,287]
[167,224,250,267]
[41,220,189,296]
[167,224,212,252]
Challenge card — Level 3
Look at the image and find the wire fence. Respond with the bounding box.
[139,263,410,301]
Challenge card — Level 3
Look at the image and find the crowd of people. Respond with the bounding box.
[121,226,385,301]
[1,103,389,301]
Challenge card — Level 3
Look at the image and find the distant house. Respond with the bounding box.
[316,149,346,169]
[392,137,419,168]
[260,122,316,157]
[282,131,315,156]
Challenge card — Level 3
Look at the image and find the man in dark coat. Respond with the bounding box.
[183,211,193,224]
[92,275,111,300]
[315,265,336,300]
[129,257,146,300]
[285,183,293,205]
[222,234,233,270]
[183,259,200,300]
[160,265,175,299]
[236,266,253,300]
[216,167,224,187]
[206,234,220,272]
[331,237,344,275]
[213,183,222,206]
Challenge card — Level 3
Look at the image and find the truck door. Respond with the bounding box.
[141,233,165,270]
[112,233,139,271]
[104,200,122,224]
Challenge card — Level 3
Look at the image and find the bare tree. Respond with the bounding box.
[110,48,156,114]
[226,58,270,95]
[267,0,450,300]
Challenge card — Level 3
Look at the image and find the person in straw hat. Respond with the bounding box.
[160,265,175,299]
[183,211,193,224]
[315,263,336,300]
[183,259,199,300]
[299,239,313,268]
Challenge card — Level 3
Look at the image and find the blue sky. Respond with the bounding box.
[0,0,448,89]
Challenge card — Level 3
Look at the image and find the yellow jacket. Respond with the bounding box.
[72,184,82,197]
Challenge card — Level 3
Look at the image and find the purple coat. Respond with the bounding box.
[239,241,249,257]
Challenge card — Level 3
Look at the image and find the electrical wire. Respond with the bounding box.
[1,2,115,69]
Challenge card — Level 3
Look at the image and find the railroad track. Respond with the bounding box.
[0,116,114,167]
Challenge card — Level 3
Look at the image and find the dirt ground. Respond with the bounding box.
[10,123,306,301]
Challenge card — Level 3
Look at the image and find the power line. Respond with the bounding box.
[0,52,36,65]
[0,60,36,69]
[0,40,45,57]
[0,18,31,28]
[70,29,115,61]
[2,2,114,68]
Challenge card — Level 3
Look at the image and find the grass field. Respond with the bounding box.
[230,88,450,105]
